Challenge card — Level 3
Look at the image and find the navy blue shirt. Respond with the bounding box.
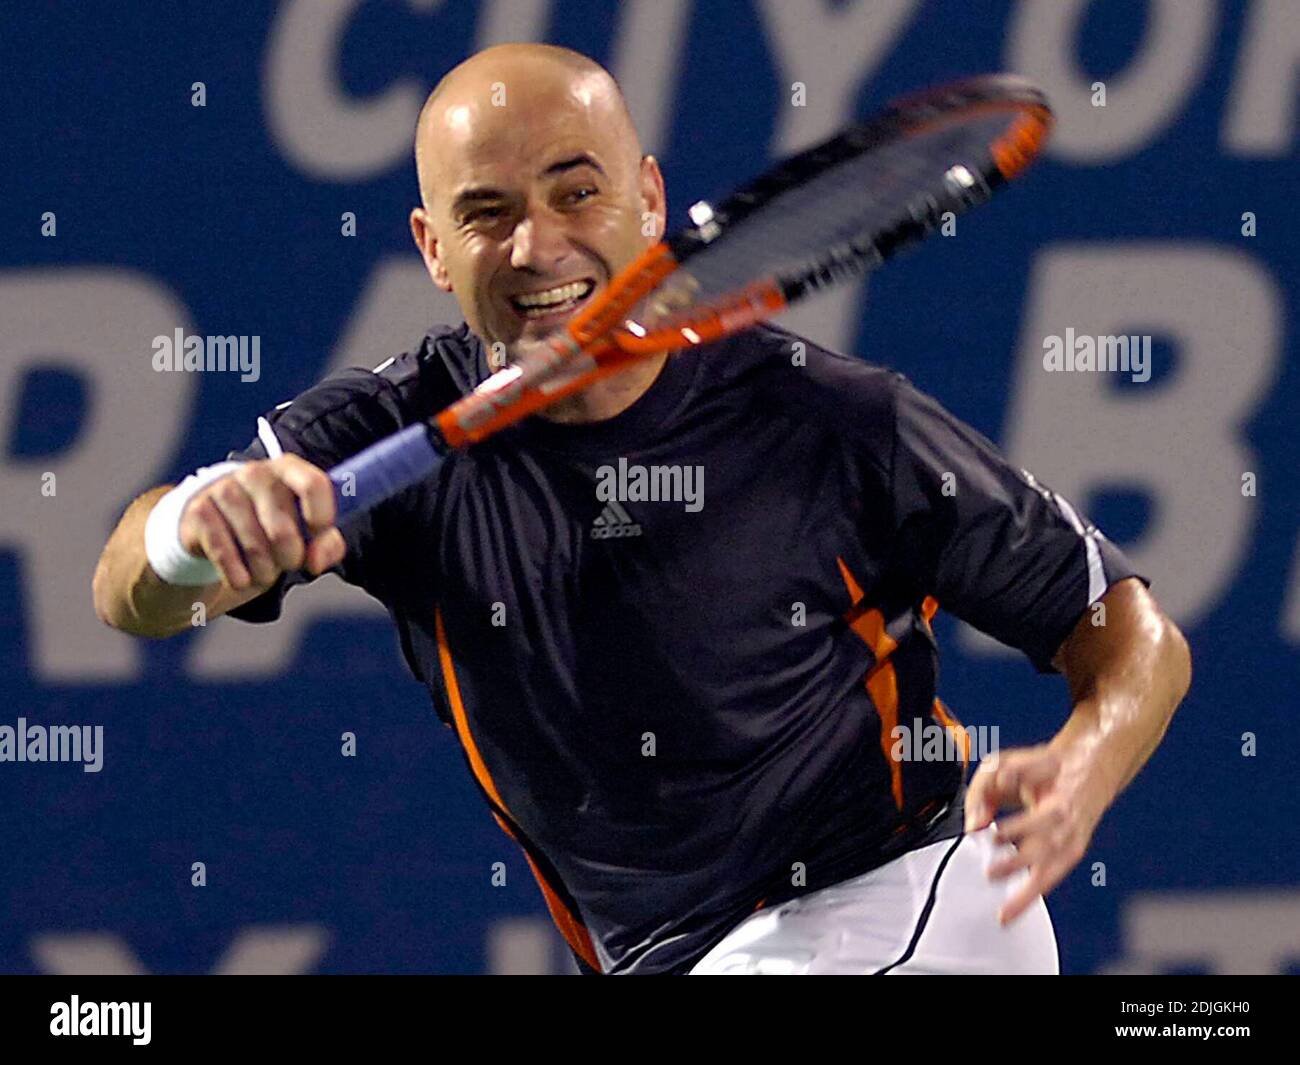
[229,322,1143,974]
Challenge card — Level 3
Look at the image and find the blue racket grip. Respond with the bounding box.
[296,422,445,539]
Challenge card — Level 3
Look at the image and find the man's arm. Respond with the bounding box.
[869,373,1189,921]
[95,331,473,638]
[92,455,345,638]
[1049,576,1191,796]
[964,577,1192,923]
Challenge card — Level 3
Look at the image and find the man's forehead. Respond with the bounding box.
[429,107,623,196]
[444,78,607,142]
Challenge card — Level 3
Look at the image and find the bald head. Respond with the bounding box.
[415,44,641,209]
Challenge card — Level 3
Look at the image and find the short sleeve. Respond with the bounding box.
[222,336,466,623]
[887,376,1148,672]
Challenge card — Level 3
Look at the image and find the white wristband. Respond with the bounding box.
[144,461,245,586]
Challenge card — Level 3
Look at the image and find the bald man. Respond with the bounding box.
[94,44,1190,976]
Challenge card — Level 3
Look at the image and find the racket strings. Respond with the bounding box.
[674,114,1012,300]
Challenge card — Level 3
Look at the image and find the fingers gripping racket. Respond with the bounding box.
[324,74,1052,525]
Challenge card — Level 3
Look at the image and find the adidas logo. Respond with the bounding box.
[591,501,642,540]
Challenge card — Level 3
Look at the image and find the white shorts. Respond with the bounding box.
[689,825,1059,974]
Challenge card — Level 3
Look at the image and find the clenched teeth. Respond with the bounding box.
[511,280,594,310]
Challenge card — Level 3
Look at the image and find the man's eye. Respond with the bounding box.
[566,187,597,204]
[464,207,505,225]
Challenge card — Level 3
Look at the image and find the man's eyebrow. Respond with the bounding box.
[542,153,605,178]
[449,156,604,213]
[450,186,508,213]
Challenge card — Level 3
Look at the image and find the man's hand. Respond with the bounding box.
[179,454,345,591]
[93,454,347,638]
[964,744,1108,925]
[963,578,1191,926]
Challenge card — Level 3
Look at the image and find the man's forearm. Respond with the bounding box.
[1049,579,1192,808]
[92,487,224,638]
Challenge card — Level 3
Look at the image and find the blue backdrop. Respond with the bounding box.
[3,0,1297,974]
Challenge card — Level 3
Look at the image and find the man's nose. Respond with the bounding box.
[509,211,569,272]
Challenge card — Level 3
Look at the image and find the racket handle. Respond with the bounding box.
[314,422,446,531]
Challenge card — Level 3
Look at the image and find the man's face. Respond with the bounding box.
[413,72,665,366]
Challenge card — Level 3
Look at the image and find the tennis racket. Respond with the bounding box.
[324,73,1052,524]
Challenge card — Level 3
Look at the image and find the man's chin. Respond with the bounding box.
[498,320,576,365]
[485,331,560,372]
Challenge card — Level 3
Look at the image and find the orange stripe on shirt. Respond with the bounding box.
[521,850,601,969]
[435,608,601,972]
[867,661,904,808]
[918,598,969,765]
[836,557,865,605]
[436,608,508,809]
[931,696,970,767]
[921,595,939,623]
[836,557,904,809]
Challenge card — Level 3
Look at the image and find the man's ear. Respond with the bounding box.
[639,154,667,243]
[410,206,453,291]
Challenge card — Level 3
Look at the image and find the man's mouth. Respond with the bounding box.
[507,279,597,322]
